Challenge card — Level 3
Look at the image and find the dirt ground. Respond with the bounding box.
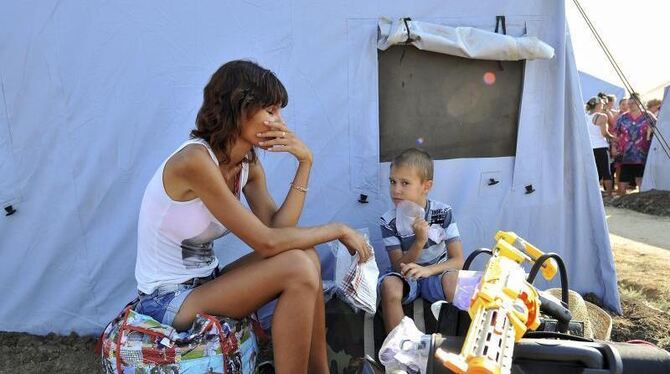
[598,190,670,350]
[2,190,670,373]
[606,233,670,350]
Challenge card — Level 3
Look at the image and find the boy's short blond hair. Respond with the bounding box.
[391,148,434,181]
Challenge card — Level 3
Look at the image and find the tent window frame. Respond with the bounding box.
[378,45,526,162]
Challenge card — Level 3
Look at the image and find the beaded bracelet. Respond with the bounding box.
[290,183,309,193]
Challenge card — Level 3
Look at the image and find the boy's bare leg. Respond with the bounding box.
[441,271,459,302]
[381,276,406,333]
[173,250,319,374]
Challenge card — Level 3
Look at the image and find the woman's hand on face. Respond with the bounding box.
[339,225,372,263]
[257,119,313,164]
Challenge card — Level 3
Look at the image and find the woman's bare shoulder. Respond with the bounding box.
[167,143,218,178]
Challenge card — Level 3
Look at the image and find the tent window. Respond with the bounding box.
[378,46,525,162]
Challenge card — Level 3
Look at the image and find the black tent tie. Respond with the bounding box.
[402,17,413,43]
[494,16,506,71]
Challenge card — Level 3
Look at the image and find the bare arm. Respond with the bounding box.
[171,145,370,260]
[390,239,425,272]
[244,118,314,227]
[243,159,312,228]
[388,217,430,271]
[595,113,615,140]
[388,239,425,273]
[400,239,464,278]
[424,240,464,275]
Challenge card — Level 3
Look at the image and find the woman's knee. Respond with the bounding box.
[281,250,320,291]
[302,248,321,274]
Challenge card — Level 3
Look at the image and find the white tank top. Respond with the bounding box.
[586,112,609,149]
[135,138,249,294]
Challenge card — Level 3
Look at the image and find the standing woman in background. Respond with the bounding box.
[614,93,654,196]
[586,97,615,196]
[134,60,371,374]
[611,97,629,190]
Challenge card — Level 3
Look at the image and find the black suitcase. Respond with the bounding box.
[427,334,670,374]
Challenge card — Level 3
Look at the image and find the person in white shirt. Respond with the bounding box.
[134,60,371,374]
[586,97,616,197]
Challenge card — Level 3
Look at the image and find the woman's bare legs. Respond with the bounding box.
[217,249,328,373]
[303,249,329,374]
[173,250,320,374]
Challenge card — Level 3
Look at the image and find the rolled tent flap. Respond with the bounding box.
[377,17,555,61]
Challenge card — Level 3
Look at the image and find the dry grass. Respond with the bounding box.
[607,235,670,350]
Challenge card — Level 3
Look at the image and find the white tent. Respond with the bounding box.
[0,0,620,335]
[641,86,670,192]
[578,71,625,105]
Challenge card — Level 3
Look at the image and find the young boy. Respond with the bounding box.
[379,148,464,332]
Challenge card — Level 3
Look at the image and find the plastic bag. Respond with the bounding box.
[396,200,446,246]
[452,270,483,311]
[395,201,425,236]
[378,316,431,374]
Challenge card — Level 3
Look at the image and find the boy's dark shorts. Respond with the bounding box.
[378,270,456,304]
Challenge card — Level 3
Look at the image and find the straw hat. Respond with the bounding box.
[585,300,613,341]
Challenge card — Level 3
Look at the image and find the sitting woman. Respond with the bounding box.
[134,60,371,374]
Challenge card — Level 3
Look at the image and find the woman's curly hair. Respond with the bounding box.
[191,60,288,164]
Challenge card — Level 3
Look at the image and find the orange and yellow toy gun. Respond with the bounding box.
[435,231,558,374]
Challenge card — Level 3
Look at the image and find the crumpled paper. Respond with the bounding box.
[331,230,379,314]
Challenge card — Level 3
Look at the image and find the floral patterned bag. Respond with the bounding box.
[100,301,264,373]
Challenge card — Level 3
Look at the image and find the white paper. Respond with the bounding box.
[332,230,380,314]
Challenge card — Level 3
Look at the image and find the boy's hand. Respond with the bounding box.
[411,217,429,244]
[400,262,431,279]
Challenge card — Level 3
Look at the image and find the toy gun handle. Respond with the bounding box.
[495,231,558,280]
[436,305,516,374]
[538,292,572,333]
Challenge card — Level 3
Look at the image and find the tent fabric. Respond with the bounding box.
[0,0,620,336]
[578,71,626,104]
[641,86,670,191]
[378,17,555,60]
